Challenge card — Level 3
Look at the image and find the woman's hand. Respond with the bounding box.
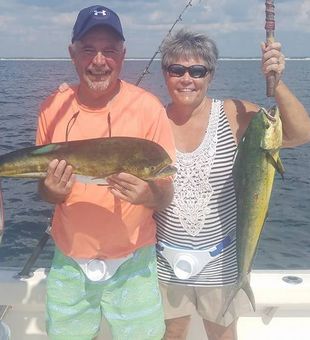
[261,41,285,88]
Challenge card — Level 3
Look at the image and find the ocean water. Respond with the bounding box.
[0,59,309,270]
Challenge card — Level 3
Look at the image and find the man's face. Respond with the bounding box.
[69,26,125,97]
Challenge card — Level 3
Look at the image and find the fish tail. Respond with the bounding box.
[266,151,285,178]
[0,180,4,243]
[221,277,256,317]
[243,278,256,311]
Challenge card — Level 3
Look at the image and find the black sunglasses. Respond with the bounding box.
[166,64,209,78]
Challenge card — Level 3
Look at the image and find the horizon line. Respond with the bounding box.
[1,57,309,61]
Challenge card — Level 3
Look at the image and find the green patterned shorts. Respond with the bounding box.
[46,245,165,340]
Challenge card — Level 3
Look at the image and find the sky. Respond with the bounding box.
[0,0,309,58]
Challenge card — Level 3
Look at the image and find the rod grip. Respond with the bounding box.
[265,0,276,97]
[266,33,276,97]
[266,71,276,97]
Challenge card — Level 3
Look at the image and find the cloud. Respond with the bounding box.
[0,15,15,30]
[0,0,309,58]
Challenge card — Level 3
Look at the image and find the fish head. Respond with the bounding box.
[260,105,282,150]
[141,162,177,181]
[152,164,177,179]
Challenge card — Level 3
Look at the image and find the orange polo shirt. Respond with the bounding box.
[36,80,175,259]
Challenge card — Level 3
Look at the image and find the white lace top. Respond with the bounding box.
[155,99,238,286]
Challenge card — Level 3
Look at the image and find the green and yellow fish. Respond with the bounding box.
[222,106,284,315]
[0,136,176,182]
[0,136,176,242]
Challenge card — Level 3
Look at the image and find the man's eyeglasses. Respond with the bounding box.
[166,64,209,78]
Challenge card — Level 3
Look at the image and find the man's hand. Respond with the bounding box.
[38,159,75,204]
[107,173,174,211]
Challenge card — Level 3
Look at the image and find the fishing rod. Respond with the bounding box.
[17,224,51,278]
[265,0,276,97]
[135,0,195,86]
[0,182,4,244]
[17,1,198,277]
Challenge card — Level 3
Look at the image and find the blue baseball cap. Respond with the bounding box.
[72,5,125,43]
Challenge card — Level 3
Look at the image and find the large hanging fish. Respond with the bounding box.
[222,106,284,315]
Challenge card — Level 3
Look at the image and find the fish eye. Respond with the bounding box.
[265,122,270,129]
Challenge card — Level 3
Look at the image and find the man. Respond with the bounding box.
[37,5,175,339]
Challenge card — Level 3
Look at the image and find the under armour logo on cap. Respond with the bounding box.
[93,9,107,16]
[72,5,125,43]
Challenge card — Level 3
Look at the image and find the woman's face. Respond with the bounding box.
[164,57,212,109]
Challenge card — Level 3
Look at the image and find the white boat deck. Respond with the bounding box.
[0,268,310,339]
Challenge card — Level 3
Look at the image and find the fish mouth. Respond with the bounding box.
[156,164,177,178]
[262,105,278,122]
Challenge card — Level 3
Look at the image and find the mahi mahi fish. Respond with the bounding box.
[222,105,284,315]
[0,136,176,182]
[0,136,176,242]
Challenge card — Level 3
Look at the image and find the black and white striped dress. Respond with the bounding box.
[154,99,238,286]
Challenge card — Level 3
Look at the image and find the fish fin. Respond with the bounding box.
[221,276,255,317]
[0,181,4,243]
[243,278,256,312]
[31,144,62,155]
[15,172,46,179]
[265,151,285,178]
[221,280,242,317]
[276,157,285,179]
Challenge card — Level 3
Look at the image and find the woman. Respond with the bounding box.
[154,29,310,340]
